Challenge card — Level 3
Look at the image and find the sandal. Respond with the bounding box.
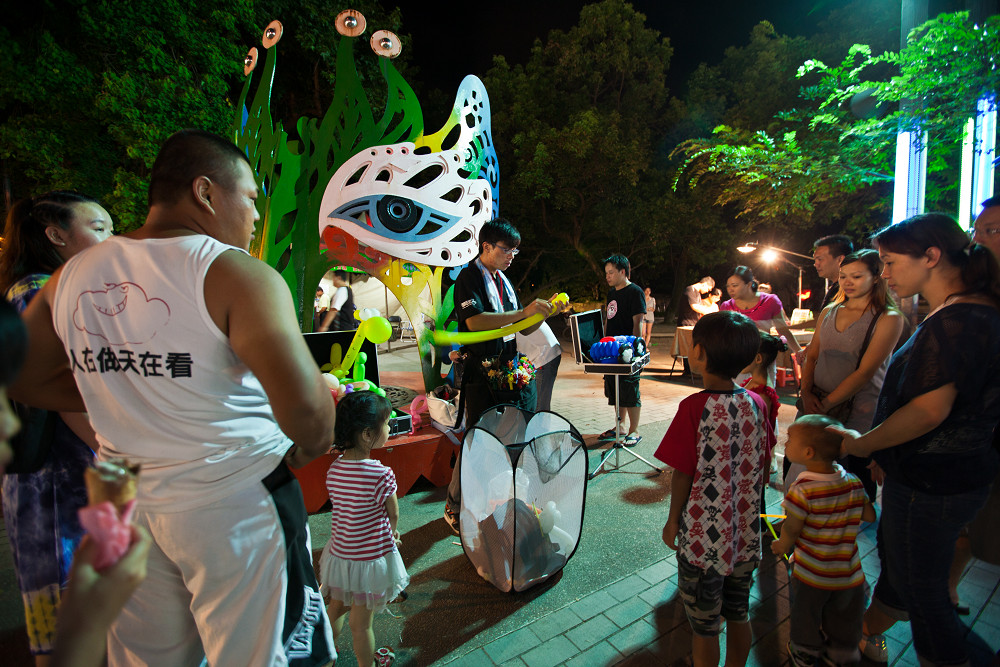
[622,433,642,447]
[598,428,622,441]
[374,646,395,666]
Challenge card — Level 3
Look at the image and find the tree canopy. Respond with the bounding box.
[672,10,998,235]
[0,0,404,231]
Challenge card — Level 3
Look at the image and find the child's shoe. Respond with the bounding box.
[787,642,819,667]
[374,646,395,666]
[858,633,888,663]
[443,505,459,535]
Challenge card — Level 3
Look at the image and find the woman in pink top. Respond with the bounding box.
[720,266,803,357]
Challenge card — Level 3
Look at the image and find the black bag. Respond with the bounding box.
[5,401,57,475]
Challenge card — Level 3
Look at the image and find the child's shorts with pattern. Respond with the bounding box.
[676,556,757,636]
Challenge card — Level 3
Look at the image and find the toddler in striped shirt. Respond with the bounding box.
[771,414,876,667]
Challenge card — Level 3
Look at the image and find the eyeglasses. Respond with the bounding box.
[493,243,520,257]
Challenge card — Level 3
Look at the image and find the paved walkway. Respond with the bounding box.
[314,333,1000,667]
[2,330,998,665]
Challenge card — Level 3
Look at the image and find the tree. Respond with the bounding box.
[483,0,673,300]
[672,11,999,228]
[0,0,404,231]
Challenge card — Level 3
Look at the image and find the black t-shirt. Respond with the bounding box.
[605,282,645,337]
[332,286,356,331]
[453,262,520,362]
[872,303,1000,494]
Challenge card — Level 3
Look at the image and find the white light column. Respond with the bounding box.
[892,129,928,224]
[972,97,996,226]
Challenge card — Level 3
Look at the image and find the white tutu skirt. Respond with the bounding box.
[318,544,409,613]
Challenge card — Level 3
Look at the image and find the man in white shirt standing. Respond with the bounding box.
[13,129,337,667]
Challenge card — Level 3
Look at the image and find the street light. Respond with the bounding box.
[737,242,812,309]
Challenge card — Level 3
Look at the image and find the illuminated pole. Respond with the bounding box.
[958,0,998,229]
[892,0,929,224]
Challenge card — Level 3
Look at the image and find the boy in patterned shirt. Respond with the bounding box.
[655,311,774,667]
[771,414,875,666]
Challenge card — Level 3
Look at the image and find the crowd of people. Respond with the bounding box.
[1,124,999,667]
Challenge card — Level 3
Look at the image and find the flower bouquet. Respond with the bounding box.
[481,354,537,408]
[483,355,536,391]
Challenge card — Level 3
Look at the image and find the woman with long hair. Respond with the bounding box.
[1,191,112,665]
[720,265,803,358]
[797,249,903,500]
[841,213,1000,665]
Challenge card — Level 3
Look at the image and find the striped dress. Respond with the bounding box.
[319,456,409,611]
[326,457,396,560]
[783,464,868,589]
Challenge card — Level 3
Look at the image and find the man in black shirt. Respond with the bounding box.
[443,218,565,532]
[812,235,854,311]
[601,254,645,446]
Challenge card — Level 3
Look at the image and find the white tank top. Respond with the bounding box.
[52,235,289,511]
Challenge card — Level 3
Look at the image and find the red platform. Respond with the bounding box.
[290,371,460,513]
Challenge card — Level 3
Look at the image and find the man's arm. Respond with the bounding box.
[205,251,335,466]
[631,313,643,337]
[464,298,555,332]
[317,307,339,332]
[9,269,87,412]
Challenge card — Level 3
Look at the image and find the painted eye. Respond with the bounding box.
[243,48,258,76]
[376,196,421,233]
[336,9,366,37]
[262,20,283,48]
[370,30,402,58]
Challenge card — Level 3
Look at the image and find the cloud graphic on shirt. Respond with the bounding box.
[73,282,170,345]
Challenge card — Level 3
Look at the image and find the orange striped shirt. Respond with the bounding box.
[783,465,867,589]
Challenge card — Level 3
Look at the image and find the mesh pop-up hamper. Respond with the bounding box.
[458,405,587,592]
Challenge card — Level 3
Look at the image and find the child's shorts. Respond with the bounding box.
[677,555,757,637]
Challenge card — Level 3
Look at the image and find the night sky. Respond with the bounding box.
[393,0,853,95]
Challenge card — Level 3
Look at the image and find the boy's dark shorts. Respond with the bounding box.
[604,372,641,408]
[677,555,757,637]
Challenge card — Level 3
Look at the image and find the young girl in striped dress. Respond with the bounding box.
[319,391,409,667]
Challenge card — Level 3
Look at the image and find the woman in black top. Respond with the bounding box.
[841,213,1000,665]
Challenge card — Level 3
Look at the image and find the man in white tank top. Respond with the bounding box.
[12,130,337,666]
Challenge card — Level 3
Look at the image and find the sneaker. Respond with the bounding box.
[374,646,395,666]
[787,642,818,667]
[443,506,459,535]
[858,633,888,663]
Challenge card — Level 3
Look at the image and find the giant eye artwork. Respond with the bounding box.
[231,10,499,392]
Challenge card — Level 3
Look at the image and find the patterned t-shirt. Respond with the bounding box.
[326,457,397,561]
[654,389,774,575]
[782,464,867,589]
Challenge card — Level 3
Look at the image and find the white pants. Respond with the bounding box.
[107,469,334,666]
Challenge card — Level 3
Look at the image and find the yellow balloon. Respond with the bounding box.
[339,317,393,374]
[364,316,393,344]
[431,293,568,346]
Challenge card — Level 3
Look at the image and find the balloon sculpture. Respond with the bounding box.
[589,336,648,364]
